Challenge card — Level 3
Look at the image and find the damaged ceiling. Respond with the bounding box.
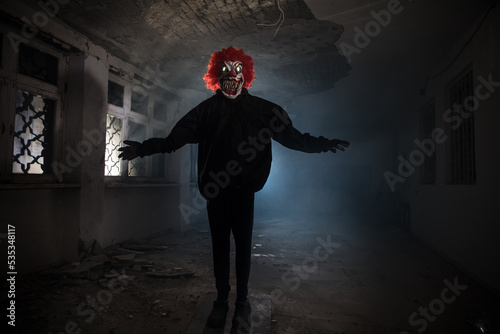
[46,0,351,100]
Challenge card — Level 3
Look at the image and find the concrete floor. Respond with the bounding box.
[14,214,499,333]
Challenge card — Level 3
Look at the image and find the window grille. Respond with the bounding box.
[12,90,55,174]
[447,68,476,184]
[105,115,123,176]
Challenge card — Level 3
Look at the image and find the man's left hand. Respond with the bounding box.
[327,139,350,153]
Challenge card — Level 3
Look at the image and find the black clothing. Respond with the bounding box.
[207,189,254,302]
[139,88,330,199]
[137,88,332,304]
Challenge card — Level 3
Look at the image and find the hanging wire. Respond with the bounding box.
[257,0,285,37]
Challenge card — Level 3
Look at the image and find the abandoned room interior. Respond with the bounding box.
[0,0,499,333]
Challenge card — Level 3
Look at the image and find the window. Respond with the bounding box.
[104,115,123,176]
[104,73,170,181]
[0,24,66,182]
[108,80,124,107]
[419,100,436,184]
[12,91,56,174]
[446,67,476,184]
[18,43,59,85]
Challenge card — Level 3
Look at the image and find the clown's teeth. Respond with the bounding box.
[222,80,239,91]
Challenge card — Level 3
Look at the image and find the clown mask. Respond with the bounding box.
[219,61,244,99]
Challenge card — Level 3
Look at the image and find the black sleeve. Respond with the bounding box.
[138,102,205,157]
[271,107,330,153]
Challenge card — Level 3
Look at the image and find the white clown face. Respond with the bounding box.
[219,61,244,99]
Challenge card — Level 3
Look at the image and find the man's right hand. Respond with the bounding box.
[118,140,142,160]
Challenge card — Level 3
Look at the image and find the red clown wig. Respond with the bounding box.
[203,46,256,92]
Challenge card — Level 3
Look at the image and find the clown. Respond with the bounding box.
[203,46,255,99]
[119,46,349,331]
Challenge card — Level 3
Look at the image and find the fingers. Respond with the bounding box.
[118,140,140,160]
[328,139,350,153]
[335,139,350,147]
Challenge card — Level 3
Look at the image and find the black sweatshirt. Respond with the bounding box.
[139,88,330,199]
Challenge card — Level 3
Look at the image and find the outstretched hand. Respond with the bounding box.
[327,139,350,153]
[118,140,141,160]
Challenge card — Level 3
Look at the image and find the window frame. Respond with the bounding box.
[0,23,67,183]
[105,72,170,183]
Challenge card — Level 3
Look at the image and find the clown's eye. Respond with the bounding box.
[222,65,229,73]
[235,64,242,74]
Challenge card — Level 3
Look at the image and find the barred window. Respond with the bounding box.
[12,91,55,174]
[105,115,123,176]
[446,67,476,184]
[0,26,65,182]
[419,100,436,184]
[105,74,170,181]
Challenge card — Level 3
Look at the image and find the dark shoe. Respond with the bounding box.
[206,299,229,328]
[232,299,251,332]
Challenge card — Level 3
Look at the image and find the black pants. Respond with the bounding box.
[207,189,255,302]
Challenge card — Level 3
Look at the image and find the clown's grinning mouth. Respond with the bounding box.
[221,80,240,93]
